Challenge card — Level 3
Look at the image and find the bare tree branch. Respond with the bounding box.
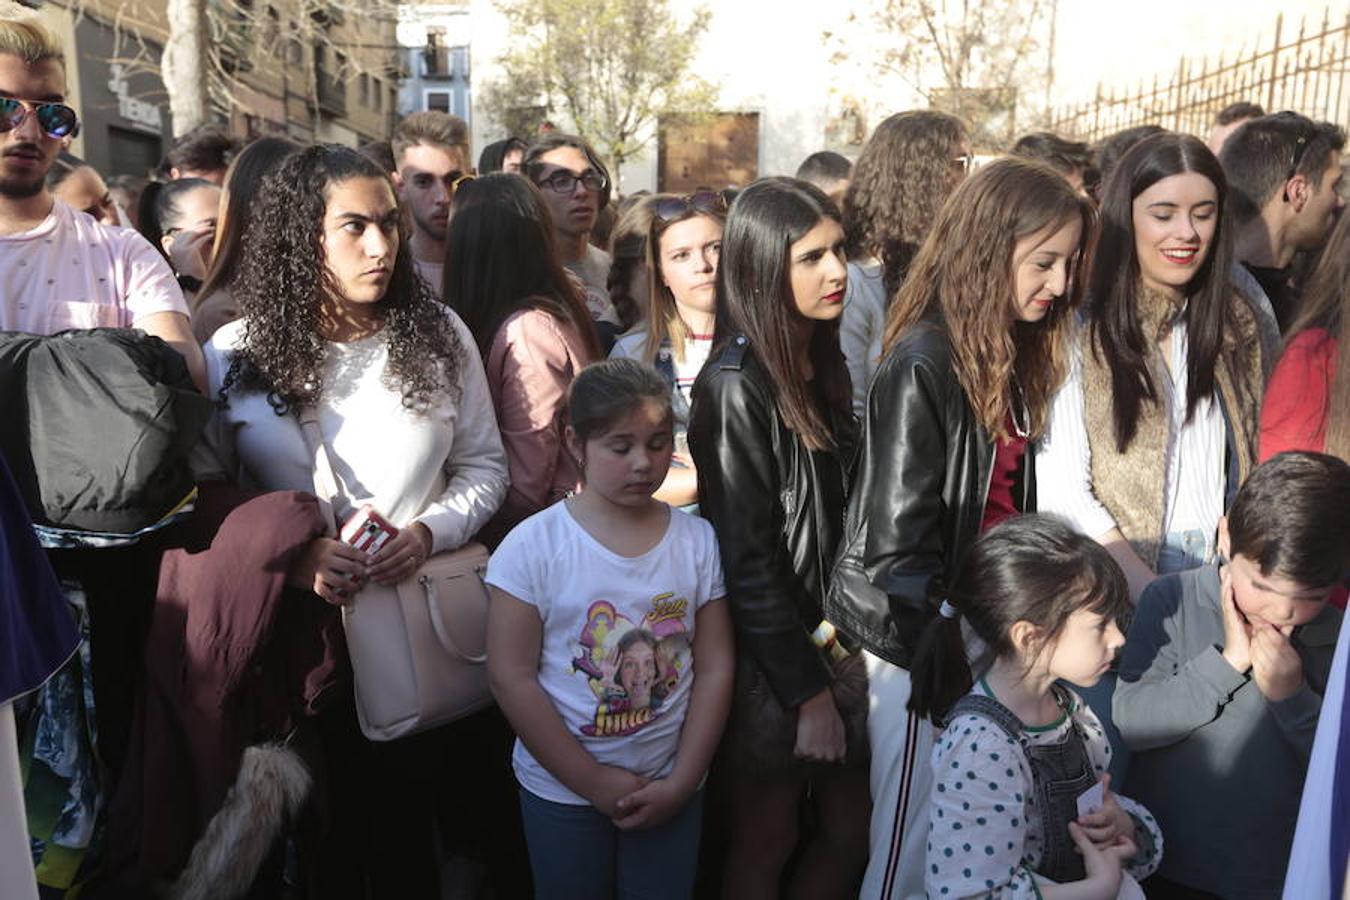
[833,0,1052,146]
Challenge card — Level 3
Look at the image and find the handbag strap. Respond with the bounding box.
[296,405,341,535]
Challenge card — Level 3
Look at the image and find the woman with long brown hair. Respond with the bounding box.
[1261,208,1350,462]
[192,136,299,343]
[827,157,1092,900]
[688,177,865,899]
[445,173,602,548]
[839,110,969,411]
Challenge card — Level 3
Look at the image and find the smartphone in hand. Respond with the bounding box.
[340,504,399,554]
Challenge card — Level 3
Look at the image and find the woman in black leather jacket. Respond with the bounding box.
[825,158,1093,900]
[688,178,867,900]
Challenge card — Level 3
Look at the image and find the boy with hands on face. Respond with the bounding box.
[1218,565,1313,707]
[1114,452,1350,900]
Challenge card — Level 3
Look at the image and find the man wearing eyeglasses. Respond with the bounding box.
[0,17,204,392]
[522,134,621,341]
[1221,111,1345,369]
[391,110,472,291]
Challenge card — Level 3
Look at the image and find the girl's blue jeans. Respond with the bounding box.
[519,786,703,900]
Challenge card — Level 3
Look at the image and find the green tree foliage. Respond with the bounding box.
[483,0,718,183]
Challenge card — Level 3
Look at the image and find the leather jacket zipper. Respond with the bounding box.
[979,436,997,521]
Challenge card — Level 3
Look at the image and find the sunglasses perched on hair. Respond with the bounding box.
[1264,111,1322,200]
[537,168,607,195]
[1285,131,1315,183]
[0,97,79,139]
[655,190,728,222]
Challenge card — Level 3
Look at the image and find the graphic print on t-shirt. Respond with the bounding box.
[571,592,692,738]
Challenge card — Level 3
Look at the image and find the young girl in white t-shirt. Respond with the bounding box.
[908,515,1163,899]
[486,357,734,900]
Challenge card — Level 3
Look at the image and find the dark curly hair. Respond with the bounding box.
[842,110,967,296]
[220,144,464,414]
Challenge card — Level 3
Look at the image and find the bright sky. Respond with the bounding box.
[1052,0,1336,106]
[691,0,1339,107]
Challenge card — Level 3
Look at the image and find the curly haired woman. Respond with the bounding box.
[839,110,969,412]
[201,145,513,898]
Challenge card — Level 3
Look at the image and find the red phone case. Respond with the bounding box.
[340,504,399,554]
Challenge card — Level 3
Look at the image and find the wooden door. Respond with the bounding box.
[659,112,759,193]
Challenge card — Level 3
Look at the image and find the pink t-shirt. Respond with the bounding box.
[0,199,188,336]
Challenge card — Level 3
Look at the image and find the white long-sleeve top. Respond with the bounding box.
[840,259,886,416]
[202,310,509,554]
[1037,320,1226,549]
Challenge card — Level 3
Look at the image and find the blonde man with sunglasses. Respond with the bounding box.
[0,17,203,391]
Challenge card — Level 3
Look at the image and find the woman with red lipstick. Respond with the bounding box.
[1039,132,1263,595]
[203,145,516,897]
[688,177,867,899]
[445,173,602,548]
[612,191,726,508]
[827,157,1092,900]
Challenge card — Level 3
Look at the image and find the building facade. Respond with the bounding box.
[22,0,402,178]
[396,2,471,122]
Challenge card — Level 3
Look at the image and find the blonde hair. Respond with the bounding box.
[391,111,469,165]
[0,17,64,65]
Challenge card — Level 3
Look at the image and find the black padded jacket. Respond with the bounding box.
[688,334,854,710]
[825,315,1034,670]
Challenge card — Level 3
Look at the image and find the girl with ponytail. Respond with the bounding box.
[909,515,1161,899]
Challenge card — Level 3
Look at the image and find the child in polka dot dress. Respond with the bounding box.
[907,516,1163,898]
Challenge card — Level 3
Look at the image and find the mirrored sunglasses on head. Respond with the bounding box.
[655,190,727,221]
[0,97,79,139]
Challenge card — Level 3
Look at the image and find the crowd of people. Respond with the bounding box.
[2,13,1349,900]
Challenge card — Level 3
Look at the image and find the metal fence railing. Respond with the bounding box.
[1048,7,1349,142]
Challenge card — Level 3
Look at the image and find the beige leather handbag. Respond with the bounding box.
[298,408,494,741]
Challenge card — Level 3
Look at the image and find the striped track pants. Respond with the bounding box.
[859,651,936,900]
